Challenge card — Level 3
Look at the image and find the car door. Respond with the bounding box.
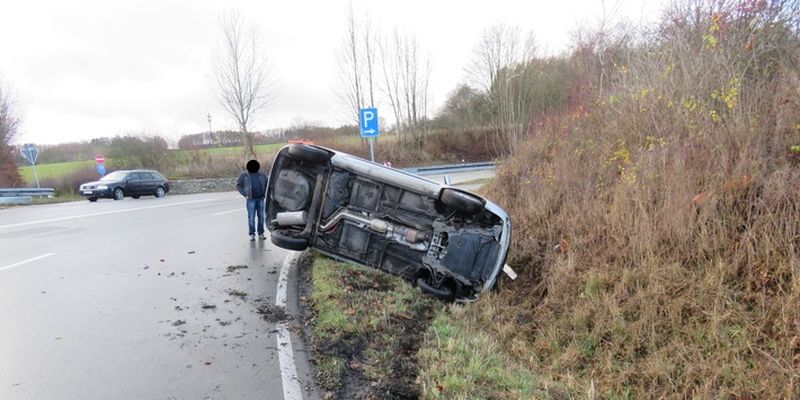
[141,172,158,194]
[126,172,145,195]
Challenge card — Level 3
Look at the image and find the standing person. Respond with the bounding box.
[236,159,269,241]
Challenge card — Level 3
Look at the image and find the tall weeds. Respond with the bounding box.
[471,1,800,397]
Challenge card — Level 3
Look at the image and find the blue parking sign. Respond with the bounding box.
[359,108,379,138]
[97,163,106,176]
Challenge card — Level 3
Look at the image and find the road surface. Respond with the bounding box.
[0,168,494,400]
[0,192,316,400]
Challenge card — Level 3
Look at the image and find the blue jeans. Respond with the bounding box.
[246,197,265,235]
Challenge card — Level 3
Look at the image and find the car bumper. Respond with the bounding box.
[79,188,113,198]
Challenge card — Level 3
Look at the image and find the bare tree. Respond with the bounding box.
[466,24,537,155]
[336,3,379,125]
[380,29,431,146]
[214,11,274,160]
[0,77,23,187]
[363,16,377,108]
[465,25,523,95]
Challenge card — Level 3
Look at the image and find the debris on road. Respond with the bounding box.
[226,265,248,273]
[227,289,247,299]
[256,303,289,322]
[172,320,186,326]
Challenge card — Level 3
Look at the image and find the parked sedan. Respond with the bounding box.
[79,170,170,202]
[266,144,512,302]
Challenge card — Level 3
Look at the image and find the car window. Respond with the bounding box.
[144,172,158,180]
[100,171,128,181]
[129,172,144,181]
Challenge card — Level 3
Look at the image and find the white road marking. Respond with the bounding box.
[0,199,217,230]
[0,253,55,272]
[277,251,303,400]
[211,208,242,216]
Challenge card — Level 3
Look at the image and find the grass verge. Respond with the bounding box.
[304,255,439,399]
[418,301,561,400]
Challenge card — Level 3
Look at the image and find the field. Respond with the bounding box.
[19,160,95,184]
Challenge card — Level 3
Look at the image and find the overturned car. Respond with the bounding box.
[266,144,511,302]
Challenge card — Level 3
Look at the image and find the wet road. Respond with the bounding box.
[0,192,316,400]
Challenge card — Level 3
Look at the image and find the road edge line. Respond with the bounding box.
[277,251,303,400]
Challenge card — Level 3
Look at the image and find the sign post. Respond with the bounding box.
[359,108,379,162]
[21,144,40,188]
[95,154,106,177]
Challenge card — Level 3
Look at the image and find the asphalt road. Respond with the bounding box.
[0,168,495,400]
[0,192,316,400]
[418,167,496,192]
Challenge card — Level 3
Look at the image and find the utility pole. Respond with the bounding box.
[207,113,215,146]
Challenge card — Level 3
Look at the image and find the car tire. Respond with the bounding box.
[88,197,98,202]
[440,188,484,215]
[416,277,455,301]
[113,188,124,201]
[287,144,330,164]
[270,230,310,251]
[154,186,166,198]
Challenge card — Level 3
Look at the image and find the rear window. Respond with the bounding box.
[151,172,166,180]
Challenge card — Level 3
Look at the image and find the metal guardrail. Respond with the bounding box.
[0,188,55,197]
[402,162,496,176]
[0,188,55,205]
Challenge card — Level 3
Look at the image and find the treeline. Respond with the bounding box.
[18,125,362,165]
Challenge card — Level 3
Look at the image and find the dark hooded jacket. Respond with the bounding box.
[236,160,269,199]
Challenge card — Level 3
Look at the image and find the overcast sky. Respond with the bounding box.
[1,0,668,145]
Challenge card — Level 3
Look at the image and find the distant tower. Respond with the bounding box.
[206,113,215,146]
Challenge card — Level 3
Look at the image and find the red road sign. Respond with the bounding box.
[95,154,105,163]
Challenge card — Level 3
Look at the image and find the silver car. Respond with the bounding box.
[266,144,511,302]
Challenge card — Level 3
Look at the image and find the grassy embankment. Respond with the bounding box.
[306,2,800,399]
[418,2,800,399]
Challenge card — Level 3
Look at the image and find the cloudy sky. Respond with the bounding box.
[1,0,667,145]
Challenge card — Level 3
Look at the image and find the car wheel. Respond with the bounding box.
[154,186,166,198]
[113,188,124,201]
[270,230,310,251]
[440,188,484,215]
[287,144,330,164]
[88,197,98,202]
[132,195,140,199]
[416,277,455,301]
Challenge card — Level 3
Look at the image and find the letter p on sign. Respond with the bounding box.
[359,108,379,138]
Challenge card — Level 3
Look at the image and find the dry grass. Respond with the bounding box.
[422,1,800,398]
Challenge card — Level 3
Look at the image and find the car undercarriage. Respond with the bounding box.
[267,144,511,301]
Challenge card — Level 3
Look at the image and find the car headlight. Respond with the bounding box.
[97,185,108,190]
